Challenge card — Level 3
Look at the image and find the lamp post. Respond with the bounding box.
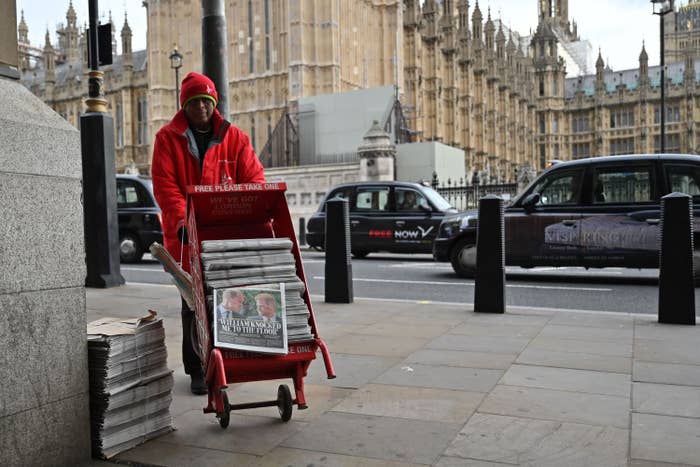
[652,0,674,153]
[169,47,183,109]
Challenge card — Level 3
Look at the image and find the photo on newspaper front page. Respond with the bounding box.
[212,284,288,354]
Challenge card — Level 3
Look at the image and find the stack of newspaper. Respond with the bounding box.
[201,237,314,343]
[87,313,174,458]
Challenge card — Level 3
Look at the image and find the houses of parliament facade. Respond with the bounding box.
[17,0,700,183]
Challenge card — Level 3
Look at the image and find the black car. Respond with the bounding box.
[434,154,700,276]
[306,181,456,257]
[116,175,163,262]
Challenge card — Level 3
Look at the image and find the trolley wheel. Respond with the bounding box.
[277,384,293,422]
[218,391,231,429]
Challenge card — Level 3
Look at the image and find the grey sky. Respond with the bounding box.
[15,1,663,75]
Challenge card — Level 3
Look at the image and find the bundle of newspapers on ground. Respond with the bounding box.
[87,312,174,458]
[201,237,314,343]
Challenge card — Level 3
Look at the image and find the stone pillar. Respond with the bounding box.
[0,81,90,465]
[358,120,396,181]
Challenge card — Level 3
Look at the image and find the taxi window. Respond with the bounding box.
[320,187,353,211]
[396,189,428,212]
[531,170,583,206]
[592,167,653,204]
[355,187,390,211]
[117,181,143,208]
[667,165,700,198]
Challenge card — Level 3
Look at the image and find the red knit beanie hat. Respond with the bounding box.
[180,72,218,108]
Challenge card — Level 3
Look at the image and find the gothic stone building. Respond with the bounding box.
[18,3,150,172]
[18,0,700,182]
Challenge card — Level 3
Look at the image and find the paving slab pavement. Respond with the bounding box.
[85,283,700,466]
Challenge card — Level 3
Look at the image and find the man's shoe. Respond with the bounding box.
[190,374,208,395]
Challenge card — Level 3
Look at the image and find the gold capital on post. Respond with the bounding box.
[85,70,107,113]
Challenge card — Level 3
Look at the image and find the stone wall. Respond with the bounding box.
[0,79,90,466]
[266,162,360,238]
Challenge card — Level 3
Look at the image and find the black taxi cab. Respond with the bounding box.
[306,181,456,257]
[433,154,700,277]
[116,175,163,262]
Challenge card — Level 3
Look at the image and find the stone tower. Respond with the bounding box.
[532,17,566,168]
[57,0,80,63]
[17,10,29,71]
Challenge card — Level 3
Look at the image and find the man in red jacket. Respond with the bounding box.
[152,72,265,394]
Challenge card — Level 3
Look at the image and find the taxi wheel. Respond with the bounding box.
[352,250,370,259]
[120,233,144,263]
[450,238,476,278]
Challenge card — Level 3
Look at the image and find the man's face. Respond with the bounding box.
[223,293,243,311]
[185,97,214,129]
[256,297,276,319]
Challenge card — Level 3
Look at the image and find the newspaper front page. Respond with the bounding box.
[212,283,288,354]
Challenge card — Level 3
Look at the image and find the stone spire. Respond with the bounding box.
[43,29,56,84]
[122,12,133,70]
[457,1,471,65]
[121,12,133,56]
[639,42,649,87]
[109,11,118,56]
[457,0,470,32]
[496,22,506,59]
[441,0,457,52]
[18,10,29,43]
[595,49,605,94]
[506,32,517,67]
[639,41,649,63]
[484,7,495,50]
[472,0,483,44]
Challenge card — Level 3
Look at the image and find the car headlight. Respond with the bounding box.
[441,215,475,236]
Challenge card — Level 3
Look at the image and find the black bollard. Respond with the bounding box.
[474,195,505,313]
[298,217,306,246]
[325,197,353,303]
[658,192,695,325]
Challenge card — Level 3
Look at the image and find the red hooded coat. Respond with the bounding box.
[151,108,265,271]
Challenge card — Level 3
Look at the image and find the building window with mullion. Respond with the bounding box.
[116,102,123,147]
[610,107,634,129]
[248,0,254,74]
[264,0,271,70]
[137,96,148,145]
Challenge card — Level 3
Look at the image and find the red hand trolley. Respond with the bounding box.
[185,182,335,428]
